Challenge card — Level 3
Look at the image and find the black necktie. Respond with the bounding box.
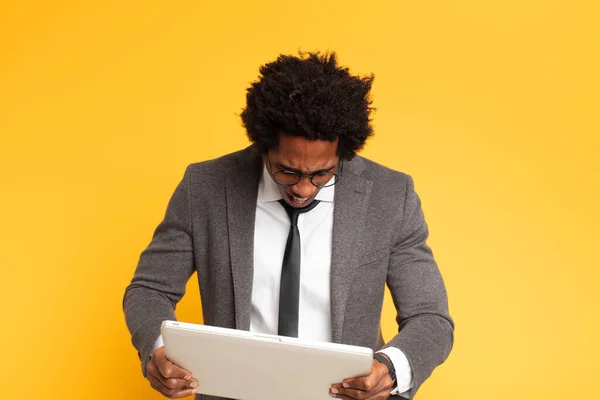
[277,199,321,337]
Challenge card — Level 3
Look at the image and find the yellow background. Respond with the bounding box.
[1,1,598,399]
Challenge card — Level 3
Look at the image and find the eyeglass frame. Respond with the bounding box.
[265,155,344,188]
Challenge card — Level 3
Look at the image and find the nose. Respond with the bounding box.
[291,177,318,199]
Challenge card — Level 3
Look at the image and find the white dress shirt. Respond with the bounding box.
[251,163,335,340]
[154,163,413,396]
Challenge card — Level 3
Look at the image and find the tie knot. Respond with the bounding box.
[278,199,321,226]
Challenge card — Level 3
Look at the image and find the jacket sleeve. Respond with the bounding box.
[122,167,196,376]
[383,175,454,398]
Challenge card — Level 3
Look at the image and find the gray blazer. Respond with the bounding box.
[123,145,454,399]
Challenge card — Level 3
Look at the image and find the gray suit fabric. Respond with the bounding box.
[123,145,454,399]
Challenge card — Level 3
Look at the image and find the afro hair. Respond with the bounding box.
[241,51,375,160]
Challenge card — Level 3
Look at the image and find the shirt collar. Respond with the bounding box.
[258,162,335,203]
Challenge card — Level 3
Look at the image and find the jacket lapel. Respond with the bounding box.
[330,156,373,343]
[225,146,262,331]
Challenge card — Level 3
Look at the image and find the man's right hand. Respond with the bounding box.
[147,346,199,398]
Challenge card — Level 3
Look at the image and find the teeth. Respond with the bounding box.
[292,196,309,203]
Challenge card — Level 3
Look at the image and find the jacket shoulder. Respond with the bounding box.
[185,146,259,174]
[355,155,412,189]
[186,148,244,171]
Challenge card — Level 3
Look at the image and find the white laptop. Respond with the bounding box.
[161,320,373,400]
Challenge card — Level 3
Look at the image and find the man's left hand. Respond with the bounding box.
[329,359,394,400]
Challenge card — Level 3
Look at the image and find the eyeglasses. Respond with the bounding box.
[266,156,343,188]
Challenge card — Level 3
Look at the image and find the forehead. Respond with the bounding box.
[271,134,339,170]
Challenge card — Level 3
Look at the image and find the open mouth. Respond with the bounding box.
[285,192,314,208]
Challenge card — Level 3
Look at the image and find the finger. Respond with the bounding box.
[171,388,199,399]
[148,373,198,398]
[330,383,352,399]
[148,358,198,394]
[332,386,392,400]
[148,373,174,396]
[148,374,198,399]
[331,383,374,400]
[157,376,199,392]
[338,375,391,399]
[331,395,353,400]
[167,386,198,399]
[148,358,198,389]
[334,385,389,400]
[333,387,367,399]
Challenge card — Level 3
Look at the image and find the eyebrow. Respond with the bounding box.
[276,162,335,175]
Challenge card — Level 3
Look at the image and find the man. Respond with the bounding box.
[123,52,454,400]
